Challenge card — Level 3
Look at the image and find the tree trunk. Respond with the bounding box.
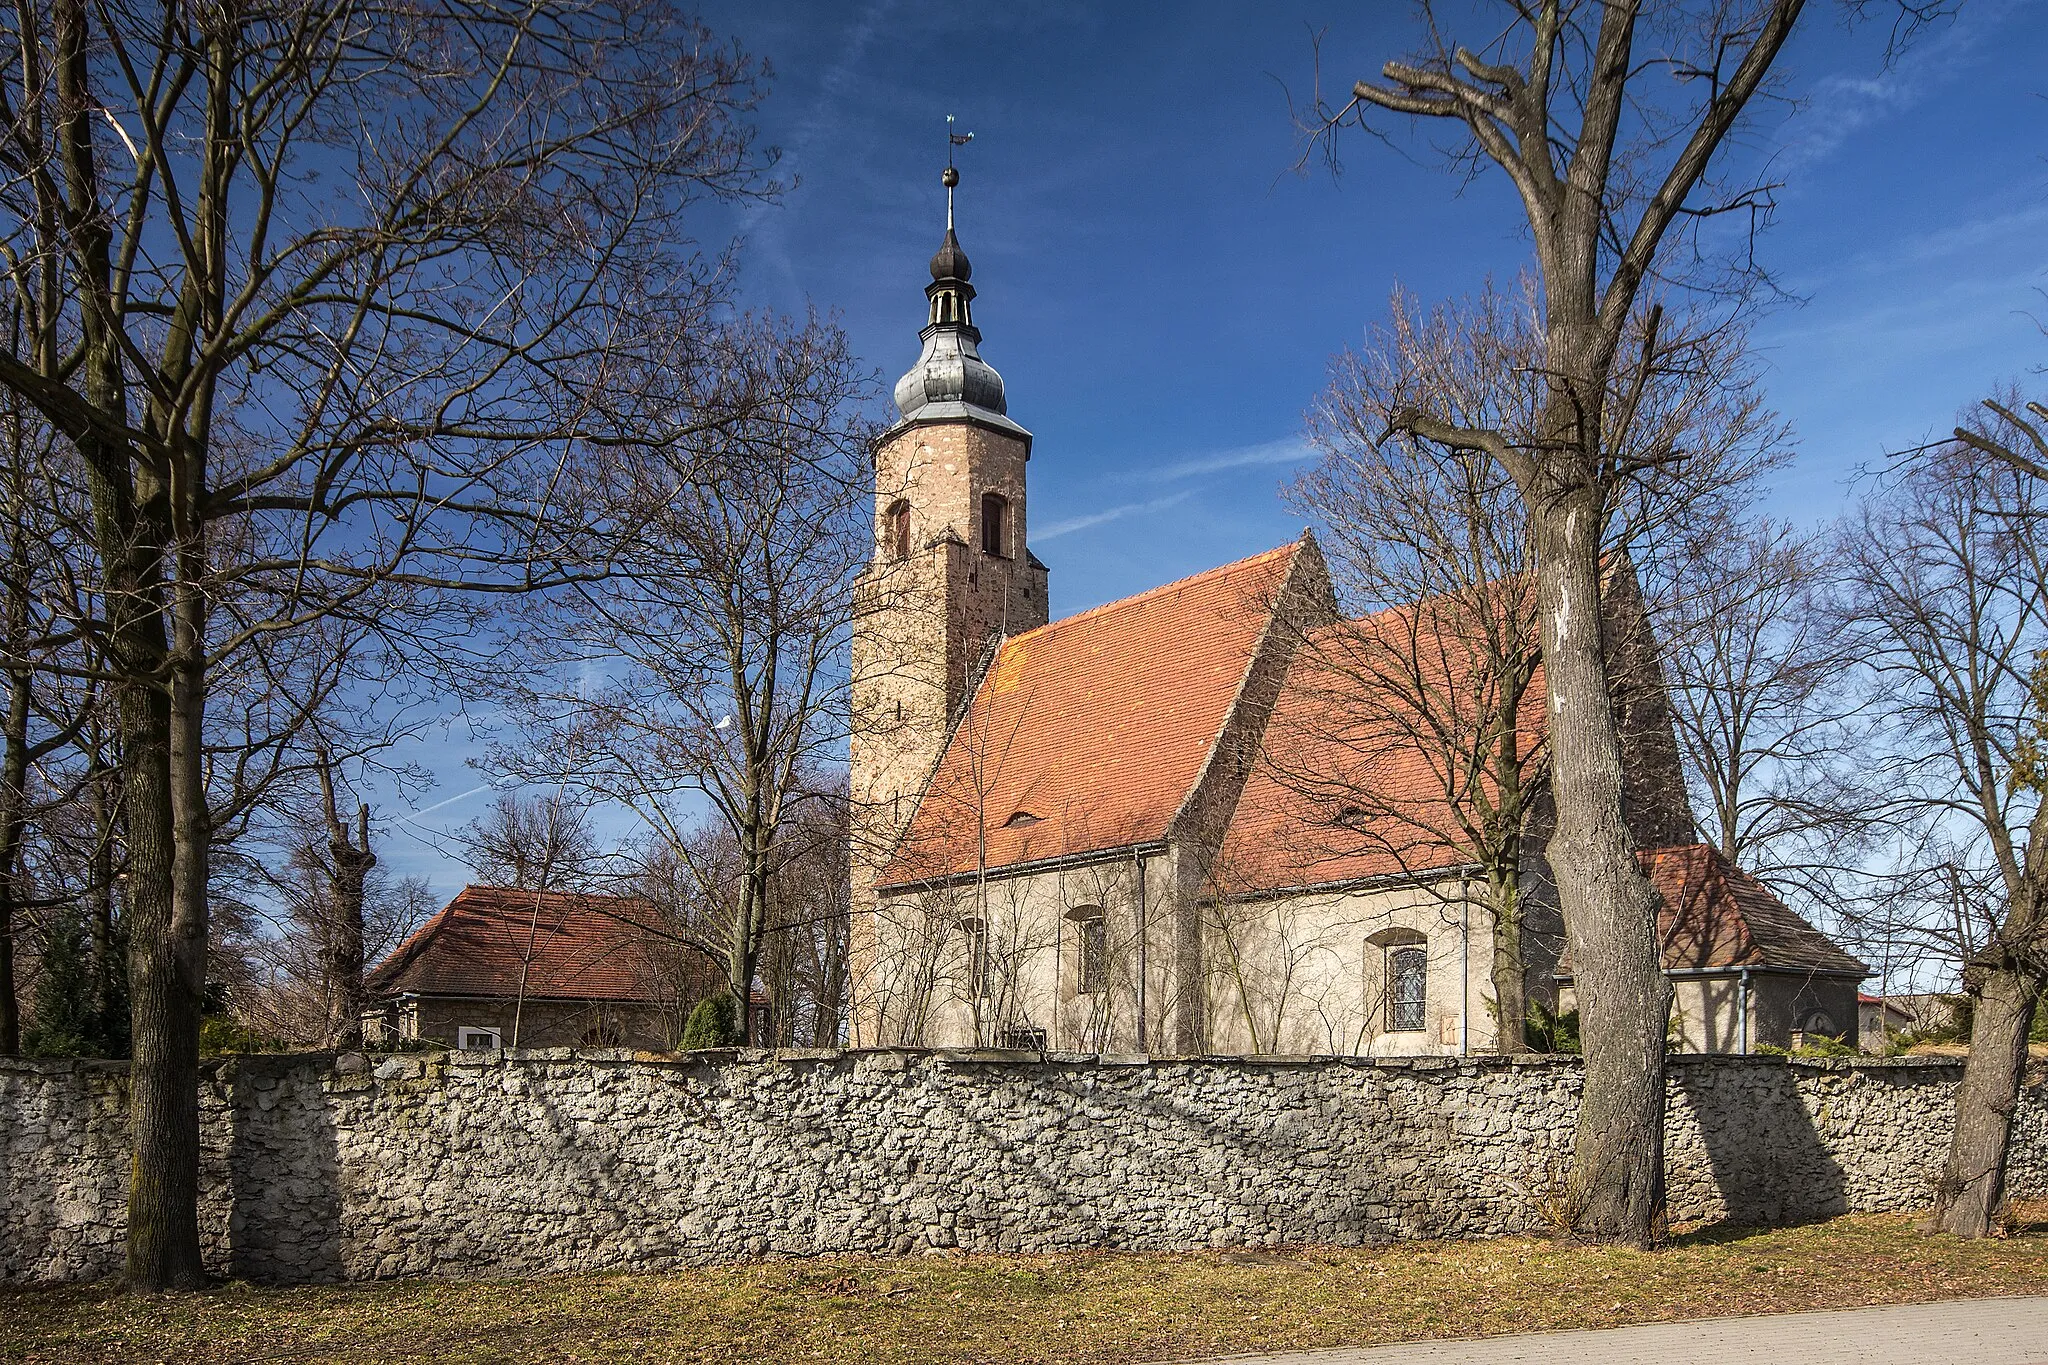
[815,908,849,1047]
[120,665,200,1290]
[0,643,27,1057]
[731,856,765,1046]
[320,761,374,1051]
[1926,819,2047,1240]
[1925,964,2039,1237]
[88,747,122,1050]
[128,579,214,1291]
[1533,489,1672,1245]
[0,491,34,1055]
[1488,864,1527,1055]
[0,878,13,1055]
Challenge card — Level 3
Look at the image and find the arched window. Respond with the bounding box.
[980,491,1008,557]
[884,499,911,561]
[1388,946,1428,1033]
[1068,907,1107,995]
[1796,1008,1839,1037]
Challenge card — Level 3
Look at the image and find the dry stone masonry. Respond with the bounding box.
[3,1050,2041,1284]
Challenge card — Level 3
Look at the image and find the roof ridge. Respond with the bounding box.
[1007,537,1302,645]
[454,883,640,904]
[1167,534,1310,839]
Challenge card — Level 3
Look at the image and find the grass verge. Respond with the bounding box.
[5,1207,2048,1364]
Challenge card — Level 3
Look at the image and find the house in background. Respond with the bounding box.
[1860,993,1919,1052]
[365,885,728,1051]
[1858,991,1959,1052]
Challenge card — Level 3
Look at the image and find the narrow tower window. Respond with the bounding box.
[885,499,911,560]
[980,491,1008,557]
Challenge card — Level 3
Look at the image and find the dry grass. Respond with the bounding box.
[6,1208,2048,1365]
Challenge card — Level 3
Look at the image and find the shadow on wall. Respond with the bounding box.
[225,1056,347,1284]
[19,1051,2019,1288]
[1671,1057,1847,1227]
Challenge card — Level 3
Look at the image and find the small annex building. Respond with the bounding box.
[365,885,732,1051]
[847,167,1866,1057]
[1564,845,1869,1054]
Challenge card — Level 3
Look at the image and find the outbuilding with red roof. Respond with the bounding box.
[365,885,732,1051]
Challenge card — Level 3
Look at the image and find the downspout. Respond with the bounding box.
[1054,869,1065,1048]
[1458,881,1469,1057]
[1134,849,1149,1052]
[1739,966,1753,1055]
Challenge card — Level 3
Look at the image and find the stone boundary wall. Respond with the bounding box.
[3,1050,2043,1285]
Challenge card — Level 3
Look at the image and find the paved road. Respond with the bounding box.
[1167,1296,2048,1364]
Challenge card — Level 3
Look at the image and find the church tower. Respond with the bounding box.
[848,153,1048,1037]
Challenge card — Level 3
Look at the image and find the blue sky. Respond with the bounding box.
[374,0,2048,895]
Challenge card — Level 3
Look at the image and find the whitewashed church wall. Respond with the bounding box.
[1204,880,1497,1057]
[873,865,1507,1057]
[864,854,1175,1051]
[5,1051,2037,1286]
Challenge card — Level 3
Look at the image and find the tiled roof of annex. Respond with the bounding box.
[1637,842,1868,977]
[367,884,673,1003]
[877,539,1308,887]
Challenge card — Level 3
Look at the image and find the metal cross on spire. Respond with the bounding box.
[944,114,973,230]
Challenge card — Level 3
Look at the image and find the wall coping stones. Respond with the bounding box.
[0,1048,1985,1080]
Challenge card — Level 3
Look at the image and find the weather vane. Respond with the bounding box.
[944,114,974,230]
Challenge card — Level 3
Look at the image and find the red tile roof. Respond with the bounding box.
[1218,596,1546,893]
[367,885,678,1003]
[1640,843,1867,977]
[870,534,1862,984]
[880,540,1308,885]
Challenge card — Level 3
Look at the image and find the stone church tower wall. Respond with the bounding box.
[848,176,1046,1043]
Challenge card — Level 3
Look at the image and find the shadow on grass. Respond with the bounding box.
[1665,1197,2048,1250]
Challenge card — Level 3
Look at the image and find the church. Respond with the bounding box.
[845,171,1866,1058]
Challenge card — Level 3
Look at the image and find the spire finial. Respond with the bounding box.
[944,114,973,231]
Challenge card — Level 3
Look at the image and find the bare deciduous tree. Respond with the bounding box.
[499,315,873,1045]
[232,800,431,1049]
[1650,515,1875,923]
[1283,279,1782,1057]
[459,791,603,894]
[621,784,852,1047]
[755,788,852,1046]
[1837,402,2048,1238]
[0,0,772,1287]
[1283,284,1548,1053]
[1308,0,1941,1244]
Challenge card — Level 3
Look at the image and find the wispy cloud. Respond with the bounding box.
[1035,489,1195,542]
[1775,2,2008,173]
[740,0,897,299]
[1114,436,1313,486]
[1863,201,2048,274]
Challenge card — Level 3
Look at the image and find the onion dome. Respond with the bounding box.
[892,163,1016,428]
